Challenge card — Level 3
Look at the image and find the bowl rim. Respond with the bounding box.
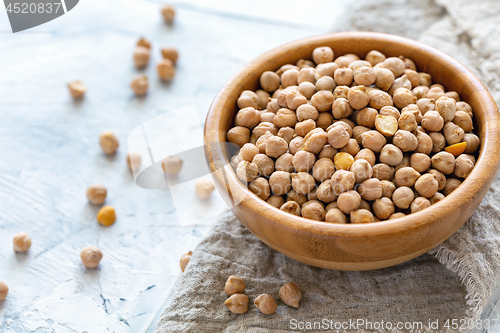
[204,31,500,238]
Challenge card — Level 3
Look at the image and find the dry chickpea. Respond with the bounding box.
[397,112,417,132]
[327,125,350,149]
[289,136,304,154]
[68,80,86,99]
[100,131,119,155]
[277,64,298,76]
[417,98,435,115]
[227,126,250,147]
[315,76,336,92]
[130,75,148,96]
[292,151,314,172]
[374,67,394,91]
[281,69,299,87]
[331,170,355,195]
[238,143,259,162]
[347,86,370,110]
[297,67,316,85]
[393,88,416,109]
[330,98,353,120]
[325,201,339,212]
[256,132,274,153]
[303,129,327,154]
[419,72,432,86]
[392,186,415,209]
[239,90,261,110]
[429,132,446,153]
[260,71,280,92]
[97,205,116,226]
[411,197,431,213]
[13,232,31,252]
[334,68,353,86]
[319,145,337,160]
[443,122,465,145]
[456,101,473,117]
[421,111,444,132]
[86,184,107,205]
[316,112,334,130]
[414,173,439,198]
[80,246,103,268]
[311,91,334,112]
[395,155,411,173]
[383,57,405,77]
[254,294,277,315]
[237,160,259,183]
[351,209,374,223]
[161,4,175,23]
[443,178,462,196]
[273,153,292,173]
[373,164,393,181]
[435,96,456,122]
[280,201,301,216]
[360,130,386,153]
[340,138,360,156]
[286,90,307,110]
[356,108,377,128]
[277,127,295,144]
[453,111,473,132]
[269,171,292,196]
[359,199,371,211]
[358,178,382,201]
[315,62,338,78]
[157,59,176,81]
[350,159,373,183]
[256,90,271,109]
[195,179,215,199]
[415,131,433,154]
[394,167,421,187]
[296,104,318,122]
[431,152,456,175]
[427,87,445,102]
[413,86,429,100]
[302,200,326,220]
[428,169,446,191]
[133,46,150,69]
[317,180,337,203]
[463,133,480,154]
[373,197,395,220]
[287,189,307,206]
[337,190,361,214]
[291,172,316,195]
[454,154,474,178]
[333,86,350,100]
[324,208,346,223]
[381,180,396,198]
[265,136,288,158]
[353,66,376,86]
[274,108,297,128]
[252,119,280,138]
[375,115,398,137]
[369,90,393,110]
[162,156,183,175]
[313,158,335,182]
[297,59,315,68]
[410,153,431,173]
[225,293,249,314]
[380,106,400,120]
[352,126,370,145]
[235,107,260,129]
[161,46,178,64]
[298,82,316,99]
[348,60,371,71]
[280,282,302,308]
[355,148,376,166]
[430,192,445,204]
[404,69,420,87]
[389,212,407,220]
[0,281,8,301]
[366,50,386,66]
[393,130,418,152]
[379,144,403,166]
[267,195,285,208]
[225,275,246,295]
[334,152,354,171]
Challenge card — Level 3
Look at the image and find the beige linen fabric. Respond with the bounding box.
[156,0,500,332]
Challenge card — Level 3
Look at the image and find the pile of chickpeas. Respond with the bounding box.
[227,47,480,223]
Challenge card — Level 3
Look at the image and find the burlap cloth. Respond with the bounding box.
[156,1,500,332]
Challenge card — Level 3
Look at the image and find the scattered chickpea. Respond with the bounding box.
[161,4,175,24]
[254,294,277,315]
[225,275,246,295]
[195,179,215,199]
[99,131,119,155]
[80,246,103,268]
[279,282,302,308]
[179,251,192,272]
[13,232,31,253]
[0,281,8,301]
[225,293,249,314]
[131,75,148,96]
[97,206,116,226]
[134,46,150,68]
[162,156,183,175]
[68,80,86,99]
[157,59,176,81]
[86,184,107,205]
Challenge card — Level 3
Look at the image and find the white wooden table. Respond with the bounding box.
[0,0,499,332]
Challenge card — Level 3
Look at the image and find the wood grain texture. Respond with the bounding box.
[204,32,500,271]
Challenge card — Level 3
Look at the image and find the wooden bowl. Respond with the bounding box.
[204,32,500,270]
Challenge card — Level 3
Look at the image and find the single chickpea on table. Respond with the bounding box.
[226,46,480,223]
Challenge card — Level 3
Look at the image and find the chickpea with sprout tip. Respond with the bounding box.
[225,47,480,222]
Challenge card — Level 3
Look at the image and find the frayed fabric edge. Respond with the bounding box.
[430,245,483,321]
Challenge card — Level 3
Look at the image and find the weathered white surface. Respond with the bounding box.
[0,0,343,331]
